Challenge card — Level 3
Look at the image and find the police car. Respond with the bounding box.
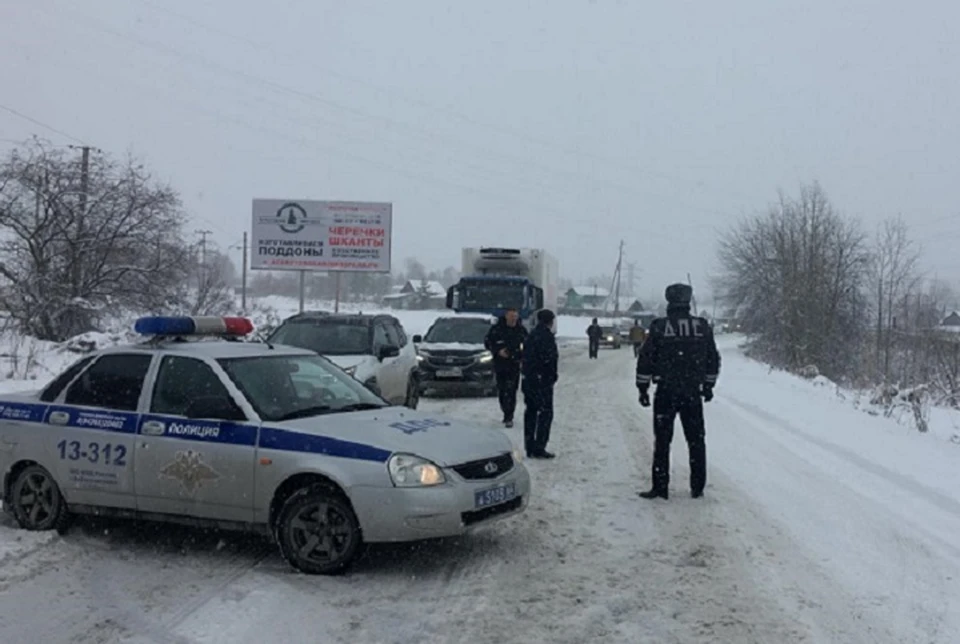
[0,316,530,574]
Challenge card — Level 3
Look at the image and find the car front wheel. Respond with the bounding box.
[10,464,70,532]
[275,483,362,575]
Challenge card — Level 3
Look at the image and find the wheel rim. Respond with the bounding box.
[288,502,356,566]
[17,471,59,529]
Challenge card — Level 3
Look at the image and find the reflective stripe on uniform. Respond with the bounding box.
[636,374,652,384]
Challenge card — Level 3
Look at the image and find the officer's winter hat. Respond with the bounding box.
[537,309,556,326]
[665,283,693,307]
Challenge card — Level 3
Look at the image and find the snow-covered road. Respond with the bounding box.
[2,338,959,643]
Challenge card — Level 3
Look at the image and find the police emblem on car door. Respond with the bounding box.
[134,356,256,522]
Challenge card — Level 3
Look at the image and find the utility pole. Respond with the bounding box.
[196,229,213,293]
[626,262,637,298]
[241,231,248,313]
[66,144,99,333]
[687,272,698,316]
[612,239,624,314]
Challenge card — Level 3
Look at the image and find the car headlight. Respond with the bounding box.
[512,448,524,463]
[344,365,357,376]
[477,351,493,363]
[606,336,614,341]
[387,454,446,487]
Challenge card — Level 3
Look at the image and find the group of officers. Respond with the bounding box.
[483,283,721,499]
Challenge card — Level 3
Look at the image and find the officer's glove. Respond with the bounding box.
[702,384,714,402]
[638,385,651,407]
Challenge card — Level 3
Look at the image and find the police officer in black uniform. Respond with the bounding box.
[636,284,720,499]
[522,309,559,459]
[484,307,528,428]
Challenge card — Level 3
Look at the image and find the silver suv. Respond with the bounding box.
[266,312,421,408]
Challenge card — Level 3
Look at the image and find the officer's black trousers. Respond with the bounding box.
[522,381,554,454]
[588,339,599,358]
[495,368,520,421]
[651,387,706,494]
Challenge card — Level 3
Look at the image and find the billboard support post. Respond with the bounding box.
[298,271,306,313]
[334,272,342,313]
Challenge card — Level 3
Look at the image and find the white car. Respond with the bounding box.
[266,312,421,408]
[0,315,530,574]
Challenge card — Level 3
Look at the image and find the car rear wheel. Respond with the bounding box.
[275,483,362,575]
[9,464,70,532]
[404,373,420,409]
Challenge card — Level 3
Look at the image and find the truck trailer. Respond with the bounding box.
[446,247,559,322]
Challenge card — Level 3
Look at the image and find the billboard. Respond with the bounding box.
[251,200,392,272]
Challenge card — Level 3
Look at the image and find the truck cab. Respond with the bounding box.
[446,247,554,321]
[446,275,543,320]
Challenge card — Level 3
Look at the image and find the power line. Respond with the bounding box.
[0,102,88,146]
[3,37,725,247]
[127,0,763,205]
[36,3,756,214]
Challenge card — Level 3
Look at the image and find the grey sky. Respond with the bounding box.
[2,0,958,297]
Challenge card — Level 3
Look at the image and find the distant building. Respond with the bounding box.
[381,280,447,310]
[564,285,610,311]
[602,296,646,315]
[938,310,960,332]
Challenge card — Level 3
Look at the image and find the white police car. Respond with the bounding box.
[0,316,530,574]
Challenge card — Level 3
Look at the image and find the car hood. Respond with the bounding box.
[324,354,372,370]
[270,407,513,466]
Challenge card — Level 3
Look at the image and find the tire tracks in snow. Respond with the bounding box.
[709,390,958,642]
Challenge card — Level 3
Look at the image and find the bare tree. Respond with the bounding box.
[869,216,922,381]
[177,247,236,316]
[0,140,188,340]
[717,183,869,379]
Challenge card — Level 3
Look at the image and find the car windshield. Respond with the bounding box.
[218,354,387,422]
[461,282,524,310]
[424,319,491,344]
[268,320,372,355]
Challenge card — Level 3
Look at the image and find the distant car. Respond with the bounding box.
[413,315,497,397]
[266,312,421,409]
[0,316,530,575]
[599,326,622,349]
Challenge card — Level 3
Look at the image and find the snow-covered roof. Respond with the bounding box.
[404,280,446,297]
[568,285,610,298]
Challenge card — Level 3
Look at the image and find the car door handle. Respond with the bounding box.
[141,420,166,436]
[48,411,69,426]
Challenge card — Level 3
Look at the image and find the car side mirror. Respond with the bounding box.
[185,396,245,421]
[412,334,423,344]
[378,345,401,361]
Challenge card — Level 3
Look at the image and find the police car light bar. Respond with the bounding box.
[134,316,254,337]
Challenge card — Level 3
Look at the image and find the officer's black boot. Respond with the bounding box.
[638,488,668,500]
[691,489,704,499]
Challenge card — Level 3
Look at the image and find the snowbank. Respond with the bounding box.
[717,334,960,452]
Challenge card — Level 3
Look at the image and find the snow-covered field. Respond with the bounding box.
[2,333,960,642]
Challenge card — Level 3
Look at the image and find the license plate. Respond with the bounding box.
[436,368,462,378]
[474,482,517,509]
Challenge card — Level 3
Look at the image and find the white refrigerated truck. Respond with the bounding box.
[446,247,559,323]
